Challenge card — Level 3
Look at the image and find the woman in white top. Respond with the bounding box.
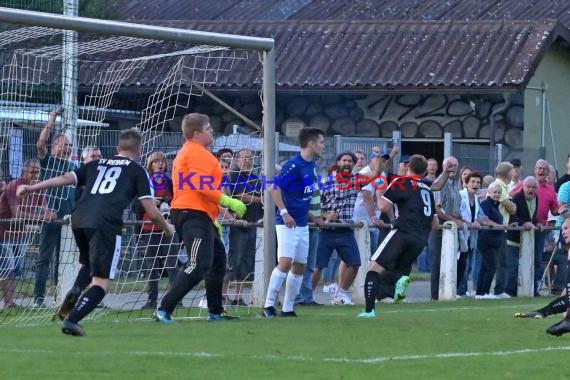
[458,171,490,296]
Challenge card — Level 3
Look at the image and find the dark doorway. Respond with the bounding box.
[401,141,444,171]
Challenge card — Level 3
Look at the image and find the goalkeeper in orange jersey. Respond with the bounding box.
[154,113,246,323]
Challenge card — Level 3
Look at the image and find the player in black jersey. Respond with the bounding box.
[17,129,175,336]
[359,154,438,318]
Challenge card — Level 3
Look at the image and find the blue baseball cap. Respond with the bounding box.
[370,151,390,160]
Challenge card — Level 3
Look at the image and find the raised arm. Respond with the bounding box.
[37,110,58,159]
[430,160,453,191]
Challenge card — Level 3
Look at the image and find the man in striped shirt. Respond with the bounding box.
[311,151,385,305]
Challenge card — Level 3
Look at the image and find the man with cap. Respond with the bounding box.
[508,158,523,194]
[311,150,387,305]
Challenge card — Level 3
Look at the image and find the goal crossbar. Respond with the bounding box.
[0,7,274,51]
[0,6,277,305]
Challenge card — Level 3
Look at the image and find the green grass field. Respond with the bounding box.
[1,298,570,380]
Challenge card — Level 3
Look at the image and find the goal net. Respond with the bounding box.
[0,17,272,325]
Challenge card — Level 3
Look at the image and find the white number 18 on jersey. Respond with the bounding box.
[91,166,122,194]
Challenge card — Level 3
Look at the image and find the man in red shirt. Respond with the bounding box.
[1,159,55,309]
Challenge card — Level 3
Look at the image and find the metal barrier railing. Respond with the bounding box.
[437,221,562,300]
[1,217,560,304]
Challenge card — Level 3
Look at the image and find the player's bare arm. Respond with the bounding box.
[16,172,76,198]
[269,185,295,228]
[378,197,395,223]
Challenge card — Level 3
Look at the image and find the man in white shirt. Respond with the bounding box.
[352,150,392,253]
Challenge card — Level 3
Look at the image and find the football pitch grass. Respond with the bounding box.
[1,297,570,379]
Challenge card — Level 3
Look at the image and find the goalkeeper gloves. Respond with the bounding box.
[218,194,246,218]
[213,220,223,238]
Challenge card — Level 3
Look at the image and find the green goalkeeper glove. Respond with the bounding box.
[213,220,223,238]
[218,194,246,218]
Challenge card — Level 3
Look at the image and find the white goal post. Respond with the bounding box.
[0,6,276,314]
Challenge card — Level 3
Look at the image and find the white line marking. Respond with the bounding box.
[384,303,544,313]
[130,351,220,358]
[1,346,569,364]
[0,348,52,354]
[319,346,570,363]
[309,303,548,317]
[0,347,220,358]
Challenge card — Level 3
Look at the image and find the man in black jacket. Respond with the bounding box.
[505,176,538,297]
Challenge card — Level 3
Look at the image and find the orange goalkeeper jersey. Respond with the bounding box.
[171,140,223,221]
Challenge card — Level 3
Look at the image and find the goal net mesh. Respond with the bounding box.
[0,22,266,325]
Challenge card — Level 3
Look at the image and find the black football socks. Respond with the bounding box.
[67,285,106,324]
[364,271,380,313]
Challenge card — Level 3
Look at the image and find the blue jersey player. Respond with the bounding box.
[261,128,325,318]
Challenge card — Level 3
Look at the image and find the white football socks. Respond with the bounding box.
[282,272,303,312]
[264,268,287,308]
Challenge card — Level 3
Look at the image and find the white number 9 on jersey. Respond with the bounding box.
[420,189,432,217]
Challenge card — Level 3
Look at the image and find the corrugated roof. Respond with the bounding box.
[122,19,561,90]
[111,1,570,90]
[120,0,570,29]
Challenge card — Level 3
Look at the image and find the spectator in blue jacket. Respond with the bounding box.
[475,183,504,298]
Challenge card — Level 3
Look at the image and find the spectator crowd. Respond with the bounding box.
[2,112,569,313]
